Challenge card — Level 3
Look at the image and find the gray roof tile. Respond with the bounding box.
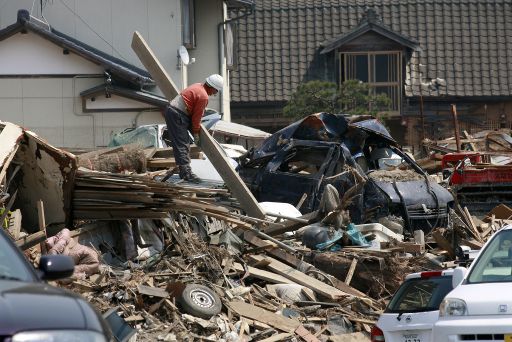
[230,0,512,102]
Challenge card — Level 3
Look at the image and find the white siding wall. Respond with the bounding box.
[0,0,225,148]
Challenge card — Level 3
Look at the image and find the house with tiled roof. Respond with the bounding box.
[0,1,252,148]
[230,0,512,145]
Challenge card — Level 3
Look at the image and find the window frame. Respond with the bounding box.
[341,51,402,114]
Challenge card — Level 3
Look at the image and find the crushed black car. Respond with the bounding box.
[238,113,454,234]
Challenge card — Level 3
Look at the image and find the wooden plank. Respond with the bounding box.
[432,229,456,259]
[243,232,367,298]
[131,31,266,220]
[37,200,47,254]
[464,206,482,242]
[232,263,296,284]
[138,285,169,298]
[16,230,46,250]
[199,125,266,219]
[250,255,351,301]
[463,130,478,151]
[131,31,180,99]
[227,301,300,332]
[8,209,22,239]
[344,258,358,285]
[265,211,319,236]
[16,223,103,250]
[294,325,321,342]
[258,333,293,342]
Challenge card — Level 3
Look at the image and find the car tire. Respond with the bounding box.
[177,284,222,319]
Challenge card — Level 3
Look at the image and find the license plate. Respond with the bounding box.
[505,334,512,342]
[403,334,421,342]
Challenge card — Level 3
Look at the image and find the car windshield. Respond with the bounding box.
[0,232,34,282]
[467,229,512,283]
[385,276,453,313]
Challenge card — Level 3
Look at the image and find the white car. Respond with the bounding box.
[371,269,455,342]
[433,225,512,341]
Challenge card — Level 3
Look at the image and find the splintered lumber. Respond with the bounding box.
[250,255,351,301]
[138,285,169,298]
[456,205,482,242]
[259,333,293,342]
[232,263,296,284]
[432,229,456,259]
[8,209,22,239]
[265,210,319,236]
[244,232,367,298]
[344,258,358,285]
[37,200,47,254]
[294,325,321,342]
[227,301,300,332]
[16,222,103,250]
[463,207,483,242]
[463,130,478,151]
[131,31,266,220]
[16,230,46,250]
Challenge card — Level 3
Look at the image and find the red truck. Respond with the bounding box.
[442,152,512,215]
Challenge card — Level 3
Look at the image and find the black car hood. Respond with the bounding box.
[373,179,454,207]
[250,114,396,160]
[0,281,104,336]
[349,119,397,146]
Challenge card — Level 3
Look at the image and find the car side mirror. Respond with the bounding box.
[38,255,74,281]
[452,267,467,288]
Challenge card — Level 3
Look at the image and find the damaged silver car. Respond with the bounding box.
[238,113,454,235]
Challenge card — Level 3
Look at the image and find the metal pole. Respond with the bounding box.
[451,104,461,152]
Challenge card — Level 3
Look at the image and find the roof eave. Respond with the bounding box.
[320,22,420,54]
[81,84,168,107]
[1,9,155,87]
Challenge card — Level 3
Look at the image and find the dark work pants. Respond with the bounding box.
[163,105,191,167]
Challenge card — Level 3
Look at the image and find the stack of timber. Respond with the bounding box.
[72,170,239,222]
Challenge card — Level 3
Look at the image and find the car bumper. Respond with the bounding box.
[433,316,512,341]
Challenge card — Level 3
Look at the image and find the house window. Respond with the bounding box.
[181,0,196,49]
[343,52,401,112]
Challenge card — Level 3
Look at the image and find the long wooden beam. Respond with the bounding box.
[131,32,180,100]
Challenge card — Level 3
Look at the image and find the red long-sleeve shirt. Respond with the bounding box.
[181,83,209,134]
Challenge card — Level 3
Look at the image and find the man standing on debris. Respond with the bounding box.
[163,74,224,182]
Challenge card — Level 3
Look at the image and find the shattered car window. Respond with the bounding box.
[276,147,330,176]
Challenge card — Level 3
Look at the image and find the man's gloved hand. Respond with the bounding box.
[193,133,201,147]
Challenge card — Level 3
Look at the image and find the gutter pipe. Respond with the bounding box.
[217,1,255,119]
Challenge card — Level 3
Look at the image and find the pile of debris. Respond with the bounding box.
[418,128,512,216]
[1,121,450,341]
[5,118,512,341]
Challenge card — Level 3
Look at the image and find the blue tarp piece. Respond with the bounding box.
[346,223,370,247]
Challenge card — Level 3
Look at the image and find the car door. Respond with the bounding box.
[257,143,335,211]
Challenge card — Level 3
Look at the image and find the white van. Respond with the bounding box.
[371,269,455,342]
[433,225,512,341]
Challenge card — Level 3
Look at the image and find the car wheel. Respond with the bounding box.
[178,284,222,319]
